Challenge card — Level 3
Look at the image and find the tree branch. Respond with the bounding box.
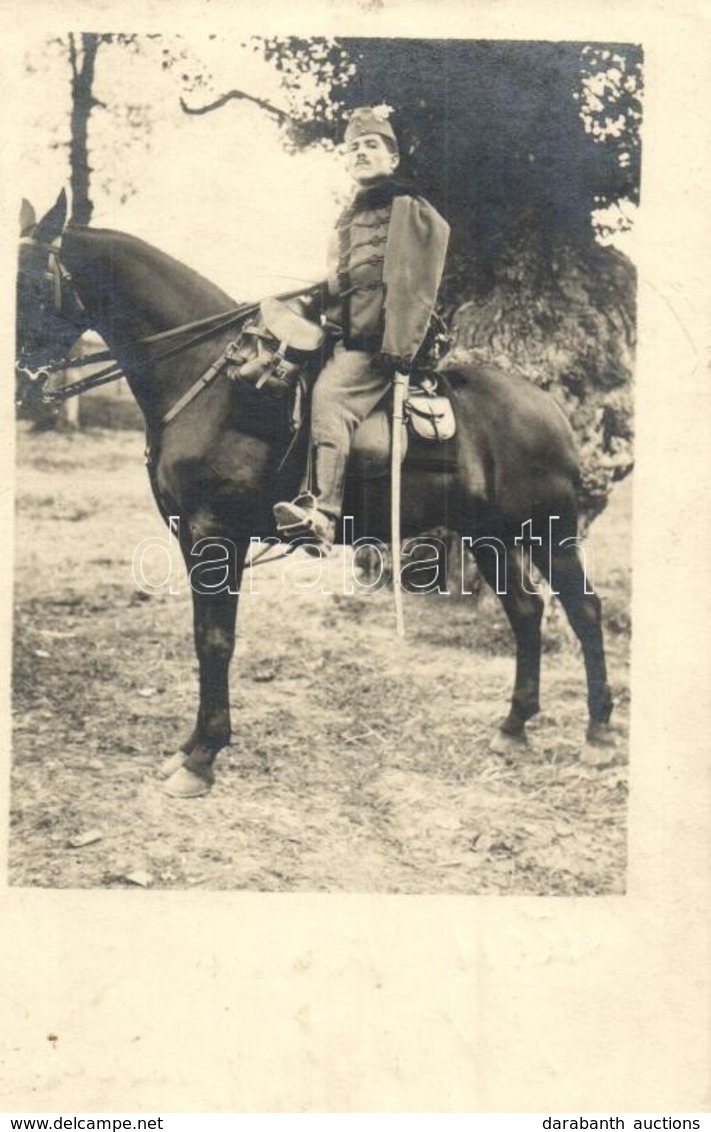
[67,31,78,78]
[180,88,294,126]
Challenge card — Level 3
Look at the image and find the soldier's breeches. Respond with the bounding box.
[310,344,390,449]
[307,344,391,519]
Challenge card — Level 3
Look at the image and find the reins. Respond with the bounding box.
[18,233,318,424]
[20,303,262,406]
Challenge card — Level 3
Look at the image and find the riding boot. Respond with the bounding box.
[273,442,346,555]
[309,442,347,520]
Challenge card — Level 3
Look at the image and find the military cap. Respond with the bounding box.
[344,105,398,152]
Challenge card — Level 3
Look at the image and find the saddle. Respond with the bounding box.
[229,296,327,398]
[227,296,457,480]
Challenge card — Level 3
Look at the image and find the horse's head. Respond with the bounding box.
[16,191,90,408]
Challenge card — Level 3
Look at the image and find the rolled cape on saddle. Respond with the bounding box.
[381,196,450,365]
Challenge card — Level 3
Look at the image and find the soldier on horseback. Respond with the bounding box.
[18,185,616,797]
[273,105,450,554]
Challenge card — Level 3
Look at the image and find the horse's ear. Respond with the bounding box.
[20,199,37,236]
[34,189,68,244]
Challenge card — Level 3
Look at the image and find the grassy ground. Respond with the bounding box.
[11,423,631,893]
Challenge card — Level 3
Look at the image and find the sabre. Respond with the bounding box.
[390,371,408,638]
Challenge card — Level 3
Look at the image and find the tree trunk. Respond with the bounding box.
[449,228,635,525]
[68,33,101,225]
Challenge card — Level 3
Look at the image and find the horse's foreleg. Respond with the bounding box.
[164,575,242,799]
[472,544,544,754]
[542,548,615,764]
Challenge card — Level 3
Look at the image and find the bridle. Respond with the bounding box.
[16,233,270,417]
[16,233,322,428]
[36,237,88,324]
[16,235,94,392]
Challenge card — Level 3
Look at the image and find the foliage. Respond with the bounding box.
[450,238,636,519]
[253,38,643,252]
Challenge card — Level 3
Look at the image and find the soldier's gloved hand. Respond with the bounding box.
[373,352,411,378]
[297,283,326,322]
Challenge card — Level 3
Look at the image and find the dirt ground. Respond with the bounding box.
[10,422,631,894]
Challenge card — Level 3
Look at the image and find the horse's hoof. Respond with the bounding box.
[580,723,619,767]
[163,766,214,799]
[159,751,188,779]
[490,728,528,756]
[580,742,617,768]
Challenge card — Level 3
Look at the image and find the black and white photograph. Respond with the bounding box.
[12,33,640,894]
[2,0,709,1115]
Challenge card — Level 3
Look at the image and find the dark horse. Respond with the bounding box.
[16,192,615,798]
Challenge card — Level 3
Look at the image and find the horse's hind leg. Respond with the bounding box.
[536,545,616,764]
[472,543,544,754]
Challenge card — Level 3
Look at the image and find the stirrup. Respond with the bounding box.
[290,491,318,510]
[273,499,335,556]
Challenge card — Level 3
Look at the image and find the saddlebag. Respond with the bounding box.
[404,385,456,442]
[230,296,326,399]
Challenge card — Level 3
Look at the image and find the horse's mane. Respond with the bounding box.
[64,224,235,309]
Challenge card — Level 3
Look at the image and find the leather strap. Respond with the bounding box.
[161,342,240,426]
